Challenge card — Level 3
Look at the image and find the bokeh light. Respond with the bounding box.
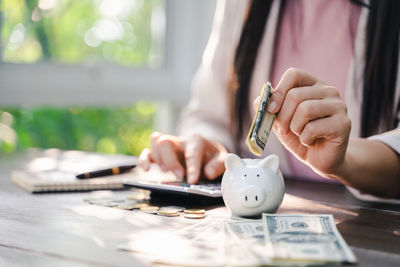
[0,103,157,156]
[0,0,163,155]
[0,111,17,153]
[1,0,164,66]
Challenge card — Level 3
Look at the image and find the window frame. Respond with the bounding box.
[0,0,216,107]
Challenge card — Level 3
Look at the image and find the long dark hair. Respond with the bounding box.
[362,0,400,136]
[230,0,400,149]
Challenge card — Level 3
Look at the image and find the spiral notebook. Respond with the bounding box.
[12,170,130,193]
[11,150,135,193]
[11,149,177,193]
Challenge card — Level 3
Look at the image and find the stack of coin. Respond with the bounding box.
[131,203,149,209]
[183,209,206,219]
[86,198,111,205]
[114,202,147,210]
[159,206,185,212]
[87,198,118,207]
[157,209,180,217]
[140,206,160,214]
[127,190,149,201]
[111,198,126,203]
[115,203,138,210]
[97,201,118,207]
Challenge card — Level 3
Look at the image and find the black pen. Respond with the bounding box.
[76,164,136,179]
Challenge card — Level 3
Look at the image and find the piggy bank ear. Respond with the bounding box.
[259,154,279,174]
[225,153,245,172]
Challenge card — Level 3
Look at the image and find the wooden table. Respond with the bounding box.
[0,150,399,266]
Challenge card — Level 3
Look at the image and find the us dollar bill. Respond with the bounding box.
[262,214,357,265]
[246,82,275,156]
[119,216,228,266]
[225,220,271,265]
[224,223,260,266]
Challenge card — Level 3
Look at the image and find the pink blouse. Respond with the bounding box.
[179,0,400,185]
[271,0,361,182]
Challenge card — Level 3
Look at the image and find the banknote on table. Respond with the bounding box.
[262,213,357,265]
[224,220,271,265]
[246,82,275,156]
[120,213,356,266]
[156,219,226,266]
[119,215,260,266]
[224,223,260,266]
[119,216,229,266]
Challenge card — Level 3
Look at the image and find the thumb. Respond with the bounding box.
[253,96,260,111]
[204,152,226,180]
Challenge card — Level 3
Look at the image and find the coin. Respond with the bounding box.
[158,208,179,214]
[97,201,118,207]
[87,199,112,205]
[122,200,139,205]
[131,203,150,209]
[183,209,205,214]
[111,198,126,203]
[184,213,206,219]
[140,206,160,214]
[160,206,185,212]
[157,209,179,217]
[127,191,148,200]
[84,196,112,203]
[114,204,138,210]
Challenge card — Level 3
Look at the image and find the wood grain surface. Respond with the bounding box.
[0,149,399,266]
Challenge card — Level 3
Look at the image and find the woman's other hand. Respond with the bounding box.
[266,68,351,178]
[138,133,227,184]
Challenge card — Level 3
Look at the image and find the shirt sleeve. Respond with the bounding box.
[370,39,400,155]
[368,126,400,155]
[176,0,248,152]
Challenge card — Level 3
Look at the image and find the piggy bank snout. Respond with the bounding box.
[240,185,265,208]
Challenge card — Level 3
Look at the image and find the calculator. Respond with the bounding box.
[123,180,222,198]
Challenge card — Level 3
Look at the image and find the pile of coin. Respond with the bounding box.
[84,193,207,219]
[156,207,206,219]
[183,209,206,219]
[157,206,182,217]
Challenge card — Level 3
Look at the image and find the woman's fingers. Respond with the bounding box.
[184,135,204,184]
[300,114,351,147]
[204,152,226,180]
[142,132,228,184]
[138,148,154,171]
[289,98,346,137]
[147,132,186,180]
[268,68,318,113]
[157,136,185,180]
[150,132,165,170]
[253,96,260,111]
[265,68,353,179]
[275,84,341,135]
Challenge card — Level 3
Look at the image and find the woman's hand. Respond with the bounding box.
[138,132,227,184]
[266,68,351,178]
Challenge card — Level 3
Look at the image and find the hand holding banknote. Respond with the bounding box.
[265,68,351,178]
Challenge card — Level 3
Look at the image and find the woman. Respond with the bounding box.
[139,0,400,197]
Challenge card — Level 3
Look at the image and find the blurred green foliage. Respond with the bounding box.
[1,0,164,66]
[0,0,165,155]
[0,103,156,155]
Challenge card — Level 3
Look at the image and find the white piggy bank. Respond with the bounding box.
[221,153,285,217]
